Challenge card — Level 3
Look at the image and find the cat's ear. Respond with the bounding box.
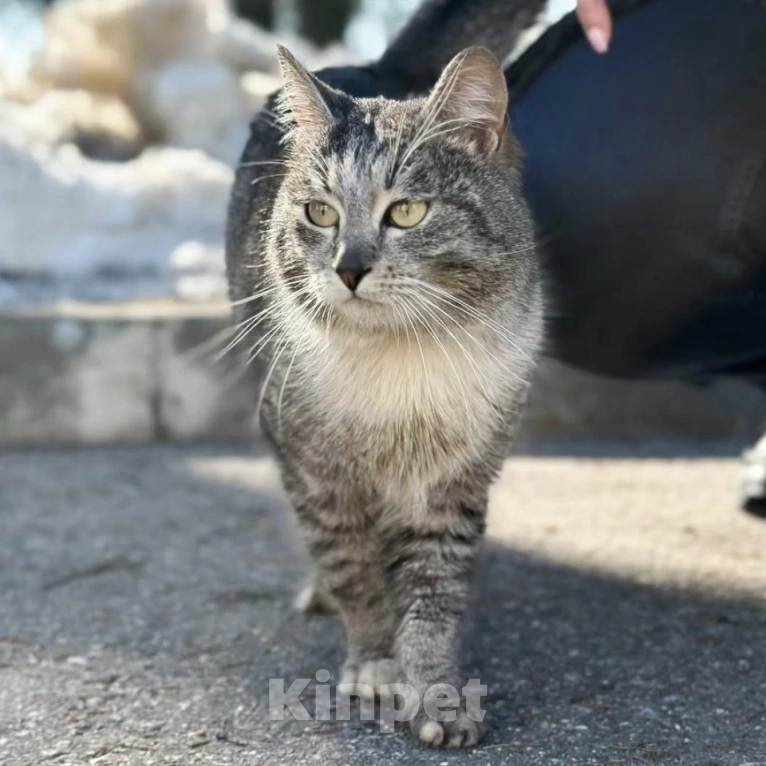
[276,44,334,130]
[425,46,509,155]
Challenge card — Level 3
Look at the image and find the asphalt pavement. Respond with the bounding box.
[1,442,764,765]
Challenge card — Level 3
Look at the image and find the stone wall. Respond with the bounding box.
[2,301,765,447]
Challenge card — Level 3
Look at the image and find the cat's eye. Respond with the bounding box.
[387,200,428,229]
[306,200,339,228]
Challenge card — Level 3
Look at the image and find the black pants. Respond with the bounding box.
[507,0,766,386]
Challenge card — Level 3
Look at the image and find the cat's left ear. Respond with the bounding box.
[426,46,509,155]
[276,44,335,130]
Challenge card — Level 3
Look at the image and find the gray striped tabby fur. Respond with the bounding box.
[226,44,543,747]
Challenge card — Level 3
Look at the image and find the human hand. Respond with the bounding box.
[576,0,613,53]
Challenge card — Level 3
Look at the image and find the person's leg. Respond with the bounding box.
[507,0,766,382]
[506,0,766,515]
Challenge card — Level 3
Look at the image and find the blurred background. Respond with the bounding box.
[1,0,764,447]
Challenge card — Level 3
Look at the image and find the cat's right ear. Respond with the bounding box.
[276,45,334,131]
[425,46,509,155]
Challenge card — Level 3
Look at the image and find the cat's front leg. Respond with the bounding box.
[292,493,400,698]
[384,501,487,748]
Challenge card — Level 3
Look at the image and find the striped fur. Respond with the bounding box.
[227,47,544,748]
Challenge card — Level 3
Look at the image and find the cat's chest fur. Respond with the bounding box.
[301,330,517,496]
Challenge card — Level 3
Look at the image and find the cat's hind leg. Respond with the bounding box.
[294,572,336,614]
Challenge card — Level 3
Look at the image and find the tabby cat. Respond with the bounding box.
[226,43,544,747]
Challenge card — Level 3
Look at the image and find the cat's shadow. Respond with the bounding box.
[295,540,766,758]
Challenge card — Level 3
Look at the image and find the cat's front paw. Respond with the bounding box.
[403,683,487,747]
[339,658,401,700]
[410,709,486,749]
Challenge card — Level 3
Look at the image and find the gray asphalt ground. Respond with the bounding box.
[1,442,765,766]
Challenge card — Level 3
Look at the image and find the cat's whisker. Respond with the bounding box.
[221,312,276,361]
[255,332,290,424]
[409,290,520,394]
[409,116,467,145]
[257,107,289,134]
[216,313,269,361]
[408,293,493,377]
[393,59,465,180]
[490,243,538,258]
[397,299,415,358]
[406,292,496,401]
[306,141,333,185]
[387,115,407,186]
[221,286,313,361]
[400,281,536,390]
[407,61,462,150]
[323,302,335,346]
[393,296,436,415]
[245,324,283,369]
[177,325,235,364]
[230,279,301,306]
[238,159,287,169]
[226,284,308,331]
[276,344,300,433]
[277,296,326,431]
[397,117,470,176]
[435,300,534,369]
[388,297,404,345]
[178,293,301,365]
[401,296,473,418]
[250,173,288,187]
[232,273,308,304]
[400,277,537,365]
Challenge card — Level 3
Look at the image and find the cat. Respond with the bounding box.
[225,44,544,748]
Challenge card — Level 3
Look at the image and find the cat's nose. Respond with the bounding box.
[336,267,370,292]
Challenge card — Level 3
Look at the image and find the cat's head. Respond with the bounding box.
[267,45,538,335]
